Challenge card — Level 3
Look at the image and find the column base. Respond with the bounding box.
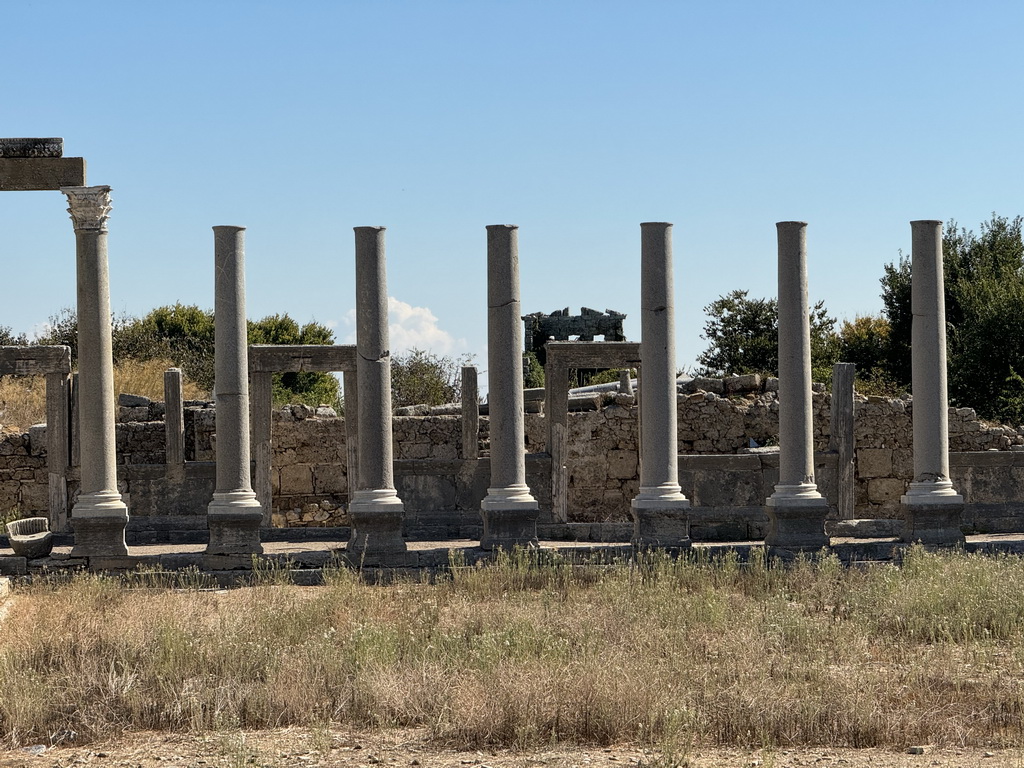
[70,490,129,557]
[901,497,965,545]
[765,492,830,552]
[348,488,407,555]
[480,485,539,550]
[631,487,691,549]
[207,491,264,555]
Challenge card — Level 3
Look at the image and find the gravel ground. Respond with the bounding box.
[0,729,1019,768]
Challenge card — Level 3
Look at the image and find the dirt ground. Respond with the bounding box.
[0,728,1019,768]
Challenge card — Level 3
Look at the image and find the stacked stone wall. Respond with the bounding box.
[2,375,1024,526]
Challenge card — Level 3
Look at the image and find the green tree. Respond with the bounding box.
[390,348,472,408]
[0,326,28,346]
[696,289,840,381]
[880,214,1024,422]
[248,314,340,409]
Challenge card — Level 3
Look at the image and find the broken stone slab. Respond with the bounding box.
[0,138,63,157]
[0,157,85,190]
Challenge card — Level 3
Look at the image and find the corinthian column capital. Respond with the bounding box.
[61,185,112,232]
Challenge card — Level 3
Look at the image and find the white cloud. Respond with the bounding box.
[338,299,467,356]
[388,297,466,355]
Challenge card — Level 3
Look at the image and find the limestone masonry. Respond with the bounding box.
[2,374,1021,535]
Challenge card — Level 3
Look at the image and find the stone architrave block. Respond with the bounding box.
[0,158,85,190]
[279,464,314,495]
[868,477,906,503]
[856,448,893,478]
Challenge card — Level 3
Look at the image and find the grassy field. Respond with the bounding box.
[2,547,1024,752]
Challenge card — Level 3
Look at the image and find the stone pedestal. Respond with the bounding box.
[207,226,263,555]
[901,220,964,544]
[62,186,128,557]
[765,222,829,553]
[481,225,539,549]
[631,222,690,548]
[348,227,407,555]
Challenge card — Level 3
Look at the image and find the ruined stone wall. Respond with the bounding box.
[2,375,1023,526]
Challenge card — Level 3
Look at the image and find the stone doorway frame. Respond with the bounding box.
[0,345,72,532]
[248,344,358,527]
[543,341,642,522]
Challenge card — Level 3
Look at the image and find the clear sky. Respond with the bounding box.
[3,0,1023,391]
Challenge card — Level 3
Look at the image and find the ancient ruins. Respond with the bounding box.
[1,136,1021,576]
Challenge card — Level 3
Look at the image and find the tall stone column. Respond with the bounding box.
[480,225,539,549]
[348,226,406,555]
[901,220,964,544]
[61,185,129,557]
[765,222,829,551]
[631,222,690,548]
[206,226,263,555]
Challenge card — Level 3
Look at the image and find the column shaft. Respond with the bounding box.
[348,226,406,555]
[206,226,263,555]
[631,222,690,547]
[766,221,828,551]
[62,185,128,558]
[901,220,963,543]
[480,225,538,549]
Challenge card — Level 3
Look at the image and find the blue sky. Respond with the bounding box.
[3,0,1023,390]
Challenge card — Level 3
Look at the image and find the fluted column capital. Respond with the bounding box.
[61,185,112,232]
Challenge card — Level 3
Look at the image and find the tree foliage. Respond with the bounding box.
[696,289,840,381]
[31,304,339,409]
[881,214,1024,423]
[390,348,472,408]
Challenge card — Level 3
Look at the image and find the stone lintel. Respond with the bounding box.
[0,157,85,190]
[0,138,63,158]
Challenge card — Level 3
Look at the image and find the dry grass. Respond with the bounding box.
[0,358,209,431]
[2,547,1024,752]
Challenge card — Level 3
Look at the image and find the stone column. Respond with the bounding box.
[348,226,406,555]
[480,225,539,549]
[631,222,690,547]
[61,185,129,557]
[765,222,829,551]
[901,220,964,544]
[206,226,263,555]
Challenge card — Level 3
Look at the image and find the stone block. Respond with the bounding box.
[725,374,761,394]
[606,450,637,479]
[692,377,724,394]
[312,464,346,495]
[0,138,63,157]
[279,464,314,495]
[867,478,905,503]
[0,157,85,190]
[857,448,893,478]
[27,424,46,457]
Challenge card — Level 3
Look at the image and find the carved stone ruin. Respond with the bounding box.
[523,307,625,367]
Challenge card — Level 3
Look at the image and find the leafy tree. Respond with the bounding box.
[33,304,339,409]
[0,326,27,346]
[248,314,339,409]
[696,289,840,381]
[390,348,472,408]
[880,214,1024,422]
[835,314,901,395]
[523,350,545,389]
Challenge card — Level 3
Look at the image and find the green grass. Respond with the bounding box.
[2,546,1024,751]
